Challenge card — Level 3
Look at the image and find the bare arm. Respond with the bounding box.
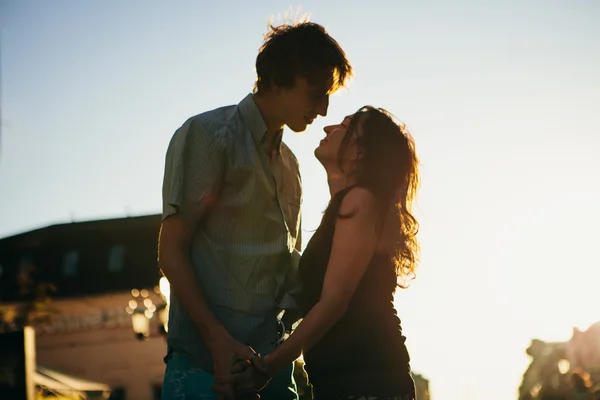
[263,187,379,373]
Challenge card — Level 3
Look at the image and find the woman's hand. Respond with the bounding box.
[235,354,273,394]
[212,353,274,398]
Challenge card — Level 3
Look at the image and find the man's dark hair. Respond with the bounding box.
[254,21,352,93]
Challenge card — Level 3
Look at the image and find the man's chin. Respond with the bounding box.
[288,123,308,133]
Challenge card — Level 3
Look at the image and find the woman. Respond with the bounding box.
[225,106,420,400]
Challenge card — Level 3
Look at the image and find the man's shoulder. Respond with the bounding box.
[185,103,239,134]
[167,104,239,155]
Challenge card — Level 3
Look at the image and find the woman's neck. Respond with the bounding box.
[326,169,356,197]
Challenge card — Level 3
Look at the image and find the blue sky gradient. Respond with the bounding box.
[2,1,600,399]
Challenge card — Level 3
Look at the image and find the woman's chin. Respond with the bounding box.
[314,149,333,170]
[314,146,324,160]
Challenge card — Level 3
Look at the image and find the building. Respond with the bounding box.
[519,322,600,400]
[0,214,167,400]
[413,373,431,400]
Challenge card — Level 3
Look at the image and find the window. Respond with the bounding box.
[19,255,33,266]
[108,245,125,272]
[62,250,79,277]
[109,387,127,400]
[18,255,35,282]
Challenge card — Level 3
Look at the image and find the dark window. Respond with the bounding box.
[62,250,79,277]
[19,255,33,266]
[108,246,125,272]
[18,255,35,284]
[109,387,127,400]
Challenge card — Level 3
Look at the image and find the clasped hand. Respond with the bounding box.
[212,349,273,400]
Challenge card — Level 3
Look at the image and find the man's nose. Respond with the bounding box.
[316,96,329,117]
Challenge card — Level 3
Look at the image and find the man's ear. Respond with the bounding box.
[271,84,281,95]
[271,81,287,96]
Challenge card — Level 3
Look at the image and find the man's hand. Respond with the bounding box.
[209,335,256,400]
[223,354,273,396]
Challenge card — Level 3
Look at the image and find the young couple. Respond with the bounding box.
[158,21,420,400]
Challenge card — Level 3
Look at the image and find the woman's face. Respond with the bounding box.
[314,114,360,168]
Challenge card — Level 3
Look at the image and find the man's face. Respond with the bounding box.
[275,76,331,133]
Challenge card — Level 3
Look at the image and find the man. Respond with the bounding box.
[158,21,352,399]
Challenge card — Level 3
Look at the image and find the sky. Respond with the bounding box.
[1,1,600,399]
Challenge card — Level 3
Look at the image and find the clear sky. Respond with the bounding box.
[1,1,599,399]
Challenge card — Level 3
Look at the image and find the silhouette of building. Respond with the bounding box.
[0,214,166,399]
[519,322,600,400]
[413,372,431,400]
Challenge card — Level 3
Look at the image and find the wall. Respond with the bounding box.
[34,291,168,400]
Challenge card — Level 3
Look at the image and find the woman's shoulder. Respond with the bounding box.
[336,186,378,218]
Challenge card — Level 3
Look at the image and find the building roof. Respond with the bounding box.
[0,214,161,244]
[35,365,111,397]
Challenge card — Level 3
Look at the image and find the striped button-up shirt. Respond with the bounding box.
[161,94,302,372]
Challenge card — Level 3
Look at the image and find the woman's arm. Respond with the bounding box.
[264,187,379,374]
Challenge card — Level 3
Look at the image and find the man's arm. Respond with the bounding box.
[159,216,254,396]
[159,119,254,394]
[158,216,231,347]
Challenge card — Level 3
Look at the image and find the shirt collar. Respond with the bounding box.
[238,94,283,154]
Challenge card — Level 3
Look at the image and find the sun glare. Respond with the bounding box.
[489,192,600,342]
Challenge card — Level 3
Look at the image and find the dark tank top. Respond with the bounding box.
[298,186,415,399]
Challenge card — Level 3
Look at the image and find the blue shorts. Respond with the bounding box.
[161,351,298,400]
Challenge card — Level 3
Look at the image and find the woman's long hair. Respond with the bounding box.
[338,106,420,286]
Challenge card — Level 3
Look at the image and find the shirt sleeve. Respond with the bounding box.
[161,118,226,224]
